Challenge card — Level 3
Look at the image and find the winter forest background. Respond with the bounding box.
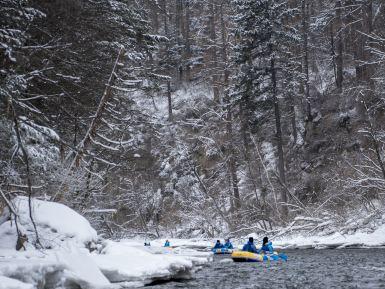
[1,0,385,241]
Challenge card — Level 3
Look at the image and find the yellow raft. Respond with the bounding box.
[231,251,264,262]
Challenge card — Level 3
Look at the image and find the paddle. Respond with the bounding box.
[278,253,288,261]
[262,252,288,261]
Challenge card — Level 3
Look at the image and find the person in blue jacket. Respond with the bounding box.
[213,240,224,249]
[242,237,258,253]
[259,236,274,254]
[224,238,234,249]
[164,240,170,247]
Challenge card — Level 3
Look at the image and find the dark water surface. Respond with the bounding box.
[147,249,385,289]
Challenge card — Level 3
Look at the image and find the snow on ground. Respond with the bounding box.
[229,212,385,250]
[273,222,385,249]
[92,240,210,287]
[0,249,112,289]
[0,276,34,289]
[5,196,384,289]
[0,196,97,250]
[144,214,385,252]
[269,211,385,249]
[0,197,211,289]
[148,238,213,250]
[133,83,213,120]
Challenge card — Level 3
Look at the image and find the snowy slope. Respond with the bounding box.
[0,196,97,249]
[0,198,210,289]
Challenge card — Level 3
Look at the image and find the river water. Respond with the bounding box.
[147,249,385,289]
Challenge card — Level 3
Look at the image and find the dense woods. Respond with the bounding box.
[1,0,385,240]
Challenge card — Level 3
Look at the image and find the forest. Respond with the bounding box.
[1,0,385,240]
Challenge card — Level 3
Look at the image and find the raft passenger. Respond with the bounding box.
[259,236,274,254]
[242,237,258,253]
[164,240,170,247]
[213,240,224,249]
[224,238,234,249]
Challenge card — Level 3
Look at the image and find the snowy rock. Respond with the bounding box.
[0,198,109,288]
[92,240,206,286]
[0,276,34,289]
[55,248,111,289]
[0,196,97,249]
[0,252,111,289]
[0,257,64,288]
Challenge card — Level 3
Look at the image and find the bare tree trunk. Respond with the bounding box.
[371,130,385,180]
[335,0,344,92]
[352,1,374,141]
[290,95,297,145]
[240,101,250,158]
[208,1,219,103]
[163,0,173,121]
[362,1,373,85]
[0,188,23,242]
[226,107,241,210]
[184,0,191,81]
[220,2,240,210]
[301,0,311,120]
[73,112,78,147]
[365,102,385,180]
[330,22,337,86]
[167,81,173,121]
[354,1,373,84]
[70,47,125,168]
[10,103,42,248]
[175,0,183,86]
[220,2,228,90]
[271,57,288,218]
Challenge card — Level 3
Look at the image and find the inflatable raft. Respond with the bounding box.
[212,248,234,254]
[231,251,287,262]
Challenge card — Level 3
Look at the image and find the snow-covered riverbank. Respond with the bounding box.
[0,197,211,289]
[143,211,385,251]
[273,224,385,249]
[2,197,384,289]
[270,212,385,250]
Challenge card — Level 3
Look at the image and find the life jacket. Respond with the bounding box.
[242,241,258,253]
[260,242,274,253]
[213,242,223,249]
[224,242,233,249]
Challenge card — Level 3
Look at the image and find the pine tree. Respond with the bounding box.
[232,0,300,218]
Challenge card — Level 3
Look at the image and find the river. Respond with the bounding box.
[146,249,385,288]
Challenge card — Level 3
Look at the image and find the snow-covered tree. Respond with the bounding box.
[231,0,301,218]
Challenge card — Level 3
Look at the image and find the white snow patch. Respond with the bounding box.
[0,276,34,289]
[261,141,276,171]
[0,196,97,248]
[0,257,64,288]
[55,247,111,288]
[13,118,60,170]
[0,250,111,289]
[274,222,385,249]
[92,240,209,286]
